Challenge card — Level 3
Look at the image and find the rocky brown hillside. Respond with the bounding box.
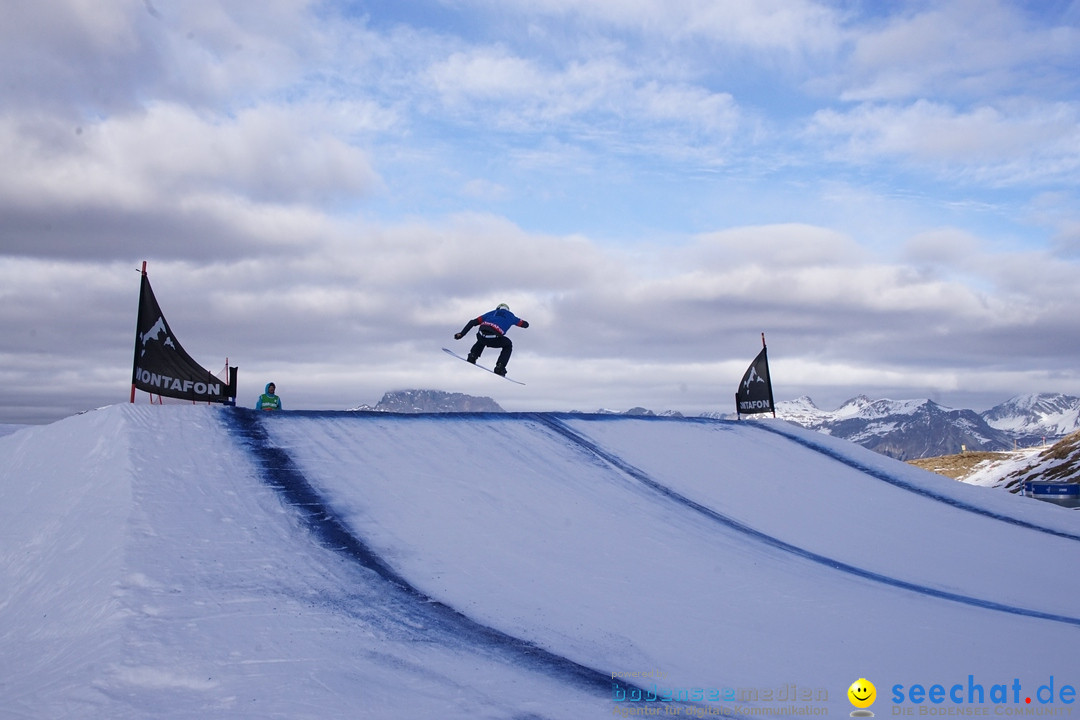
[909,430,1080,493]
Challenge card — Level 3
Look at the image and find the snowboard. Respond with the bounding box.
[442,348,525,385]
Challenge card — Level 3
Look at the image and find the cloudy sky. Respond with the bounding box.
[2,0,1079,423]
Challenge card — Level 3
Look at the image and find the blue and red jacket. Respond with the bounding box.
[459,307,529,337]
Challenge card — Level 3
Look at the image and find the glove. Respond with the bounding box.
[520,320,530,329]
[454,332,463,340]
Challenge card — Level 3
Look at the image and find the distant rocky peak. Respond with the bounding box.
[355,389,504,414]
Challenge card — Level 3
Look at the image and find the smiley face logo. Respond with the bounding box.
[848,678,876,709]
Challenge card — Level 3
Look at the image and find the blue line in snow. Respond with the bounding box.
[219,408,641,701]
[234,409,1077,541]
[749,420,1080,543]
[532,414,1080,628]
[547,411,1080,542]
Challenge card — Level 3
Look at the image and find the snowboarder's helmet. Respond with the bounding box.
[496,303,510,311]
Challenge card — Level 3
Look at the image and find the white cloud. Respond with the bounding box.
[461,178,510,201]
[427,48,738,145]
[0,0,141,57]
[457,0,844,55]
[902,228,984,266]
[0,0,331,115]
[689,224,865,268]
[430,50,549,106]
[840,0,1080,102]
[807,99,1080,185]
[0,100,381,211]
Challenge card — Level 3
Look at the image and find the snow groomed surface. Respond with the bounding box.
[534,415,1080,626]
[752,418,1080,541]
[1,404,1078,718]
[224,408,619,697]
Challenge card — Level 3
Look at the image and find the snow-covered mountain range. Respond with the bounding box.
[773,395,1009,460]
[978,393,1080,445]
[769,392,1080,461]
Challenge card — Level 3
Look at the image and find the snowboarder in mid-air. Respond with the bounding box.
[453,303,529,376]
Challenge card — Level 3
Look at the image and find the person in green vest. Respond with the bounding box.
[256,382,282,411]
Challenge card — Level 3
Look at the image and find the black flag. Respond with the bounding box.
[131,266,237,404]
[735,336,774,418]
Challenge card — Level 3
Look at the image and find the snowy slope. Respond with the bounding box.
[961,447,1048,489]
[2,405,1079,718]
[0,423,27,438]
[963,431,1080,492]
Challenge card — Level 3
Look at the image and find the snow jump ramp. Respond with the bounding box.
[1,404,1078,719]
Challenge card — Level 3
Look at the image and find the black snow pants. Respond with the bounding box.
[469,331,513,369]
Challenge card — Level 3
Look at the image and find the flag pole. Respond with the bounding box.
[761,332,775,418]
[130,261,147,403]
